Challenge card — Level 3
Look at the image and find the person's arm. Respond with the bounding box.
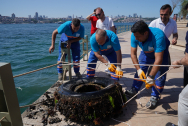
[109,18,116,33]
[49,29,58,53]
[66,37,82,48]
[86,12,95,21]
[172,53,188,68]
[93,51,108,63]
[149,51,164,76]
[115,49,122,67]
[110,26,116,34]
[172,21,178,45]
[131,47,140,70]
[172,33,178,45]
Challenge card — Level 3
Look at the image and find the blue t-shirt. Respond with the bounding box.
[131,27,169,53]
[57,21,85,40]
[90,30,121,52]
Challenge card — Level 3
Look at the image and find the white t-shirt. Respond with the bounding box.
[96,17,114,30]
[149,18,177,38]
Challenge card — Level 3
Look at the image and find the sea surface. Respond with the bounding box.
[0,22,134,113]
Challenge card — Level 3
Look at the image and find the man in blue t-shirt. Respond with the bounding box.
[87,29,123,80]
[125,20,170,109]
[49,18,85,80]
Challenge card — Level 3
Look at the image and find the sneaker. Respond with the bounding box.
[76,72,82,79]
[125,88,137,98]
[146,96,158,109]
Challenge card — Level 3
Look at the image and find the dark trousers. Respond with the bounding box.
[184,66,188,87]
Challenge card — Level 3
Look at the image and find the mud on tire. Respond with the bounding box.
[55,77,126,125]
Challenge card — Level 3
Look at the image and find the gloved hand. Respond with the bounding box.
[115,66,123,78]
[108,64,116,72]
[137,68,146,80]
[145,76,155,89]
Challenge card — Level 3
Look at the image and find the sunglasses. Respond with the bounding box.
[96,13,101,16]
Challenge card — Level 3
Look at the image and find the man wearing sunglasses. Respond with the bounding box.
[95,7,116,34]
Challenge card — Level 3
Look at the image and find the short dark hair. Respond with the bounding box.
[160,4,172,13]
[131,20,149,35]
[72,18,80,27]
[184,3,188,10]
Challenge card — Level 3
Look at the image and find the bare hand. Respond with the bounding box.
[172,60,181,68]
[66,41,71,48]
[172,38,177,45]
[49,45,55,54]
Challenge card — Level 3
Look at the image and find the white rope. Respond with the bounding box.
[60,61,183,67]
[13,59,183,78]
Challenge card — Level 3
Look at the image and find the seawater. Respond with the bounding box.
[0,22,134,113]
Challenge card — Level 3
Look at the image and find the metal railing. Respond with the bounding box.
[116,25,132,34]
[80,35,90,61]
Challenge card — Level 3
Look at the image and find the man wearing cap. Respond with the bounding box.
[49,18,85,80]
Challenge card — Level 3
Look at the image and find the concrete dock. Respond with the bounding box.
[22,21,188,126]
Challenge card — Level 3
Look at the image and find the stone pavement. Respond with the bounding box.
[72,29,186,126]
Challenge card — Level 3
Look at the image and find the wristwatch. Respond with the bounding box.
[148,75,155,79]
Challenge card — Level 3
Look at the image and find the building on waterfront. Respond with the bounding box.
[11,13,15,19]
[28,15,31,21]
[67,16,72,19]
[35,12,38,20]
[133,13,137,18]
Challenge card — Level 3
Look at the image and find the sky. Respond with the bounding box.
[0,0,181,18]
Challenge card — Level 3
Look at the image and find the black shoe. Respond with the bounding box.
[146,96,158,109]
[125,88,137,98]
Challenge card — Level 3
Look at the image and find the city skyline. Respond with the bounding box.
[1,0,180,18]
[1,12,142,19]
